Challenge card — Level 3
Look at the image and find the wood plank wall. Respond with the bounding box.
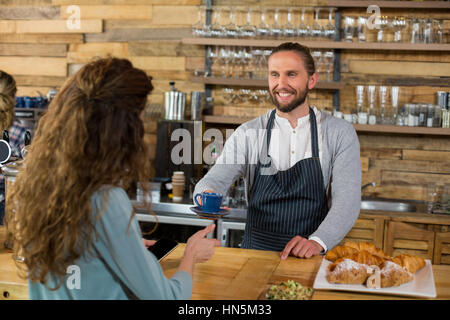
[0,0,448,201]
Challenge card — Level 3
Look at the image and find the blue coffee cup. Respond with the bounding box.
[194,192,223,213]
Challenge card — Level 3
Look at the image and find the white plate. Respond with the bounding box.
[313,258,437,298]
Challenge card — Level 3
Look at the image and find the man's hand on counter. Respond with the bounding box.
[281,236,324,260]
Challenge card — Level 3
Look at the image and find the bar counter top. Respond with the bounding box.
[2,226,449,300]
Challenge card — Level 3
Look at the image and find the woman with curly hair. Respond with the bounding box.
[6,57,219,299]
[0,70,28,225]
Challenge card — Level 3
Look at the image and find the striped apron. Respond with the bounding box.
[241,108,329,251]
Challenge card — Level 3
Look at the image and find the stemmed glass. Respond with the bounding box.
[192,5,205,37]
[256,7,270,38]
[367,85,377,125]
[378,86,388,124]
[324,7,337,40]
[376,16,389,42]
[433,19,443,43]
[225,7,240,38]
[392,16,406,42]
[391,86,399,125]
[240,7,256,38]
[206,46,220,78]
[357,17,367,42]
[423,18,433,44]
[298,7,310,39]
[312,51,323,78]
[323,51,334,82]
[311,8,324,40]
[210,7,226,38]
[270,8,283,39]
[355,85,366,124]
[283,7,296,38]
[218,47,231,78]
[242,48,253,79]
[251,49,264,79]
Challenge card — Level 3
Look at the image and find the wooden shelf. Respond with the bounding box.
[353,124,450,135]
[182,38,450,52]
[190,76,344,90]
[327,0,450,9]
[203,115,450,135]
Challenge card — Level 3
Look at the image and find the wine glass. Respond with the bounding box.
[256,7,270,38]
[378,85,388,124]
[225,7,240,38]
[242,48,253,79]
[392,16,406,42]
[312,51,323,78]
[207,46,220,77]
[192,5,205,37]
[218,47,231,78]
[210,7,226,38]
[283,7,296,38]
[343,16,355,42]
[423,18,433,44]
[270,8,283,39]
[323,51,334,82]
[433,19,443,43]
[357,17,367,42]
[297,7,310,39]
[311,8,324,40]
[240,7,256,38]
[391,86,399,125]
[376,16,389,42]
[324,7,337,40]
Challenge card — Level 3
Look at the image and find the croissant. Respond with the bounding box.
[380,261,413,288]
[391,254,426,274]
[347,250,386,267]
[326,258,370,284]
[344,241,390,259]
[325,245,359,262]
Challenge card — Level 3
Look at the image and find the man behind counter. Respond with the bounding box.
[194,42,361,259]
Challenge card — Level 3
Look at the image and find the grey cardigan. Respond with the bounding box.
[194,109,362,250]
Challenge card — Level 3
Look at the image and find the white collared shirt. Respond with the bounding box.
[268,106,327,252]
[268,106,323,171]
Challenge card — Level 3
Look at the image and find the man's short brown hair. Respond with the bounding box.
[269,42,316,77]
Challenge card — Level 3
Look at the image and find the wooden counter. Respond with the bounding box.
[160,244,450,300]
[1,226,450,300]
[0,227,28,300]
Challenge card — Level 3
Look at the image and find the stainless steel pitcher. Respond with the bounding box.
[164,82,186,121]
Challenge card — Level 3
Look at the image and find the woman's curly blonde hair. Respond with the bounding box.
[0,70,17,132]
[6,57,153,288]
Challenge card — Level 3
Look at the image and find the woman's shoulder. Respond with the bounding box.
[92,186,132,213]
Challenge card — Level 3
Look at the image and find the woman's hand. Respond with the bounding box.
[177,224,220,276]
[142,238,156,248]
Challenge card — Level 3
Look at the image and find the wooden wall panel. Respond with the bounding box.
[59,5,152,20]
[0,57,67,76]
